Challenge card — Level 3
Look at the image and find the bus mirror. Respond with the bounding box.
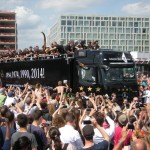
[101,65,109,70]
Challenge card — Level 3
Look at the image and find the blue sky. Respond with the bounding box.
[0,0,150,49]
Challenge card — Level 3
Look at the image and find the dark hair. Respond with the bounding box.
[40,101,47,109]
[0,105,9,117]
[59,108,68,121]
[31,110,43,120]
[65,112,75,123]
[129,115,136,124]
[17,114,28,127]
[52,114,65,128]
[49,127,62,150]
[12,136,32,150]
[93,112,104,126]
[35,83,42,89]
[5,111,14,122]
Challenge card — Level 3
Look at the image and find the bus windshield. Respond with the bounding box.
[78,66,97,85]
[103,67,136,82]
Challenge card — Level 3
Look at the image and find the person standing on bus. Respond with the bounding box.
[53,81,68,102]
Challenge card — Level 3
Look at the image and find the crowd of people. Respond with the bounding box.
[0,74,149,150]
[0,40,100,62]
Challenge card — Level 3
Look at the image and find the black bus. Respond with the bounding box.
[0,49,138,99]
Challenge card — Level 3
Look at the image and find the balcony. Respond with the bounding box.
[0,40,16,45]
[0,17,15,22]
[0,25,16,29]
[0,33,16,37]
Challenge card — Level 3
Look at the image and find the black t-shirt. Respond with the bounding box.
[80,140,108,150]
[56,45,65,54]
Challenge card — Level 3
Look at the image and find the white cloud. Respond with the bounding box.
[15,6,41,29]
[0,0,23,10]
[122,2,150,15]
[13,6,46,49]
[38,0,103,11]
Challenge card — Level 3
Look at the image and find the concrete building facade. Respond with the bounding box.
[48,15,150,52]
[0,11,17,52]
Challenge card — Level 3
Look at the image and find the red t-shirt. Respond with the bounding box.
[114,126,132,147]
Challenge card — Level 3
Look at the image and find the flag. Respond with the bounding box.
[122,52,127,63]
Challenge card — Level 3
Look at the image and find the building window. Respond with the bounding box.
[112,21,116,26]
[70,16,74,19]
[61,16,66,19]
[126,34,130,39]
[79,21,83,26]
[67,20,72,25]
[128,46,133,51]
[84,21,89,26]
[101,27,106,32]
[145,22,149,27]
[128,18,133,21]
[145,47,149,52]
[61,33,63,38]
[87,33,92,38]
[118,22,122,26]
[109,28,115,33]
[76,27,80,32]
[67,27,72,32]
[101,21,105,26]
[126,28,130,33]
[104,40,108,45]
[104,34,108,39]
[118,28,122,33]
[79,16,83,19]
[112,17,117,20]
[96,17,100,20]
[128,22,133,27]
[96,21,100,26]
[136,40,141,45]
[142,28,146,33]
[142,34,147,39]
[76,33,80,38]
[109,34,115,39]
[70,33,75,38]
[134,28,138,33]
[61,20,66,25]
[145,18,149,21]
[120,17,125,20]
[137,18,141,21]
[112,40,117,45]
[87,17,91,20]
[120,34,125,39]
[120,40,125,45]
[137,34,141,39]
[145,40,149,45]
[128,40,133,45]
[93,27,97,32]
[93,34,97,39]
[134,22,138,27]
[84,27,90,32]
[104,17,108,20]
[134,46,138,51]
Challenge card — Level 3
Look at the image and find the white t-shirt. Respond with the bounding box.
[4,97,16,107]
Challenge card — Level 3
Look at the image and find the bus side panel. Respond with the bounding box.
[0,59,70,88]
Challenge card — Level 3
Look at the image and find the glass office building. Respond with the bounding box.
[48,15,150,52]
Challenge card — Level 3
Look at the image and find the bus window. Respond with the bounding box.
[78,66,97,85]
[104,67,135,82]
